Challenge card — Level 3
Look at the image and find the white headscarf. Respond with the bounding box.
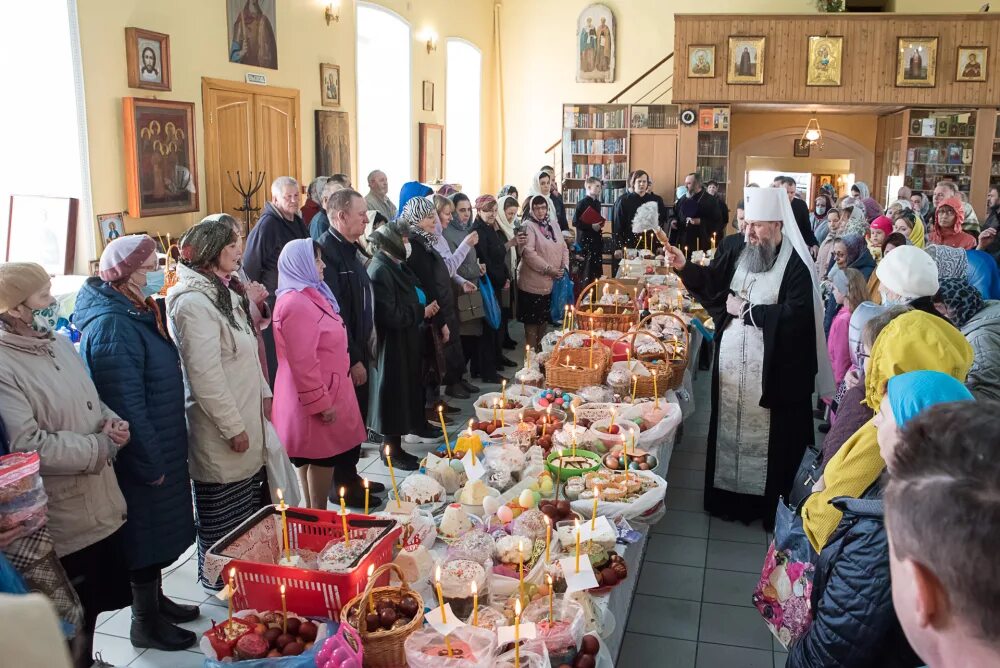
[527,170,555,220]
[744,187,836,398]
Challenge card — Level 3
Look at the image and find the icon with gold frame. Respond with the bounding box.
[806,36,843,86]
[727,37,765,85]
[896,37,938,87]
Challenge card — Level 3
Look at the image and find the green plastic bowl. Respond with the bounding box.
[545,449,602,481]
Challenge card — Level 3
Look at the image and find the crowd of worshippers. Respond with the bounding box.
[0,164,998,668]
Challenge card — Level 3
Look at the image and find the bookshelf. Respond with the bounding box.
[562,104,630,213]
[903,109,977,196]
[695,105,731,200]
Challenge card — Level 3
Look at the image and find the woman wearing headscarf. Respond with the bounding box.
[397,181,434,219]
[935,277,1000,401]
[518,195,569,351]
[850,182,882,222]
[0,263,131,668]
[165,220,270,589]
[271,239,369,508]
[498,184,519,202]
[497,195,525,350]
[801,310,973,553]
[528,169,568,231]
[473,194,517,379]
[910,191,931,219]
[540,166,569,231]
[368,221,439,472]
[443,192,490,384]
[811,192,834,245]
[825,234,876,334]
[892,209,925,248]
[815,208,843,281]
[928,196,976,249]
[74,236,198,651]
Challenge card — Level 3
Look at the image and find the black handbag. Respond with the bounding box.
[788,441,824,510]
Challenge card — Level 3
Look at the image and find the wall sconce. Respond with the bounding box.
[325,0,340,25]
[419,29,438,53]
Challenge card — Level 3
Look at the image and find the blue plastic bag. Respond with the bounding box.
[480,277,501,330]
[550,271,575,325]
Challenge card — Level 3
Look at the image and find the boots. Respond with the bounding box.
[130,581,196,651]
[158,578,200,623]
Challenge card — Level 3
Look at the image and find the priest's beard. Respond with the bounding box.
[739,238,778,274]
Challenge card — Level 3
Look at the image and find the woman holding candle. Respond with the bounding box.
[518,195,570,351]
[271,239,370,509]
[369,215,442,470]
[74,236,200,651]
[166,220,271,590]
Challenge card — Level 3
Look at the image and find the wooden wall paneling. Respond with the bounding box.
[673,14,1000,106]
[971,108,998,208]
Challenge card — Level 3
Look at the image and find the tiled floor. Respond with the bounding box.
[93,332,794,667]
[620,366,791,668]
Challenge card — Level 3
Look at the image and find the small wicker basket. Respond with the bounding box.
[574,279,640,333]
[614,329,672,398]
[340,563,425,667]
[637,313,690,390]
[545,329,611,391]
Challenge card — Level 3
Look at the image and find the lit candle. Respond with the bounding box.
[367,564,375,612]
[226,567,237,629]
[435,565,447,623]
[653,370,659,409]
[384,445,401,509]
[468,419,477,465]
[514,598,522,668]
[501,379,507,411]
[568,306,574,329]
[339,487,350,546]
[565,354,572,369]
[493,399,498,424]
[363,478,370,515]
[276,489,290,562]
[471,580,479,626]
[544,515,552,564]
[684,245,689,260]
[589,330,596,367]
[610,407,617,431]
[438,406,451,457]
[574,519,582,573]
[542,406,551,438]
[547,574,554,625]
[712,232,717,250]
[572,433,577,458]
[526,345,532,367]
[631,374,638,403]
[591,486,600,531]
[572,405,578,431]
[280,583,287,634]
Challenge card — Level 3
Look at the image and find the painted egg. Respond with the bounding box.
[518,488,536,509]
[483,495,502,516]
[562,394,571,403]
[532,490,542,506]
[449,459,465,472]
[645,455,658,468]
[554,397,564,405]
[538,398,549,408]
[497,505,514,523]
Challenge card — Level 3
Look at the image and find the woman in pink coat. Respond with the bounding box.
[272,239,369,509]
[826,267,870,407]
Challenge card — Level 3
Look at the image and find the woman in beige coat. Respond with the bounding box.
[0,262,130,668]
[166,221,270,590]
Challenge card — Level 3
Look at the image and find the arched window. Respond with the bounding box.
[356,3,410,200]
[445,39,482,198]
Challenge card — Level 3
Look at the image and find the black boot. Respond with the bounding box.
[158,577,200,623]
[130,581,197,651]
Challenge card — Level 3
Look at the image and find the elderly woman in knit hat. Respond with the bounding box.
[0,262,131,668]
[74,236,199,651]
[367,221,441,467]
[165,220,270,590]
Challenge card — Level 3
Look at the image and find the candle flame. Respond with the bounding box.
[438,405,443,414]
[363,478,369,490]
[544,515,551,527]
[547,574,553,585]
[515,598,522,616]
[574,518,580,530]
[276,488,284,502]
[367,564,374,577]
[339,486,345,498]
[280,584,285,594]
[384,444,390,456]
[471,580,477,594]
[435,564,442,583]
[229,567,236,578]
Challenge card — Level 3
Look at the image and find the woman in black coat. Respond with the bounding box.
[368,221,439,470]
[612,169,669,259]
[472,195,514,383]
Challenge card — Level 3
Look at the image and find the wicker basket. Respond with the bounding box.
[640,313,690,390]
[340,563,424,668]
[545,329,611,391]
[614,330,672,398]
[574,279,640,333]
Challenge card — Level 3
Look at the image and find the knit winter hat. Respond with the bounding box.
[99,235,156,283]
[0,263,50,314]
[875,245,939,299]
[870,216,894,236]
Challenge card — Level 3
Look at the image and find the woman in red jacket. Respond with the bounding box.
[272,239,370,508]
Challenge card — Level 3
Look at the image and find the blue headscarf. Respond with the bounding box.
[887,370,974,428]
[966,249,1000,300]
[396,182,433,220]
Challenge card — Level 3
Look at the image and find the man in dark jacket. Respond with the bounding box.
[317,189,387,499]
[244,176,309,384]
[675,173,721,253]
[787,486,921,668]
[773,176,819,252]
[706,180,730,242]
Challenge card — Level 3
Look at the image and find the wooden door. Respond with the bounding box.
[631,130,679,199]
[202,78,301,230]
[203,86,255,222]
[254,94,300,194]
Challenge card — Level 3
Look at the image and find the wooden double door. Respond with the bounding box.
[202,77,301,231]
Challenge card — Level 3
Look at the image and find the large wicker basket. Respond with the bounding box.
[574,279,640,333]
[340,563,425,667]
[545,329,611,391]
[614,329,672,398]
[637,313,690,390]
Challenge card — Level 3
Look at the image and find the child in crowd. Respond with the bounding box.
[573,176,606,284]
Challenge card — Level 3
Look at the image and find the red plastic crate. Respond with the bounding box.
[207,506,400,619]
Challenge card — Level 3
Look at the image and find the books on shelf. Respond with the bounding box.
[568,161,630,180]
[568,138,626,155]
[564,106,627,129]
[564,187,625,206]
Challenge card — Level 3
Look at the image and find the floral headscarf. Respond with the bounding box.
[842,204,870,238]
[178,220,254,333]
[837,233,867,266]
[937,277,985,328]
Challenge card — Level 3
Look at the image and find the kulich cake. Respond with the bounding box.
[514,366,544,387]
[393,543,434,583]
[317,535,372,573]
[438,503,474,539]
[448,528,496,564]
[439,559,488,620]
[470,605,505,632]
[511,508,549,542]
[399,473,445,505]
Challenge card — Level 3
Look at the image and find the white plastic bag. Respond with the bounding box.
[569,470,667,524]
[620,401,682,454]
[263,420,303,507]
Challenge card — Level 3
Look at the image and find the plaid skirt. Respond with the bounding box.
[4,525,85,637]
